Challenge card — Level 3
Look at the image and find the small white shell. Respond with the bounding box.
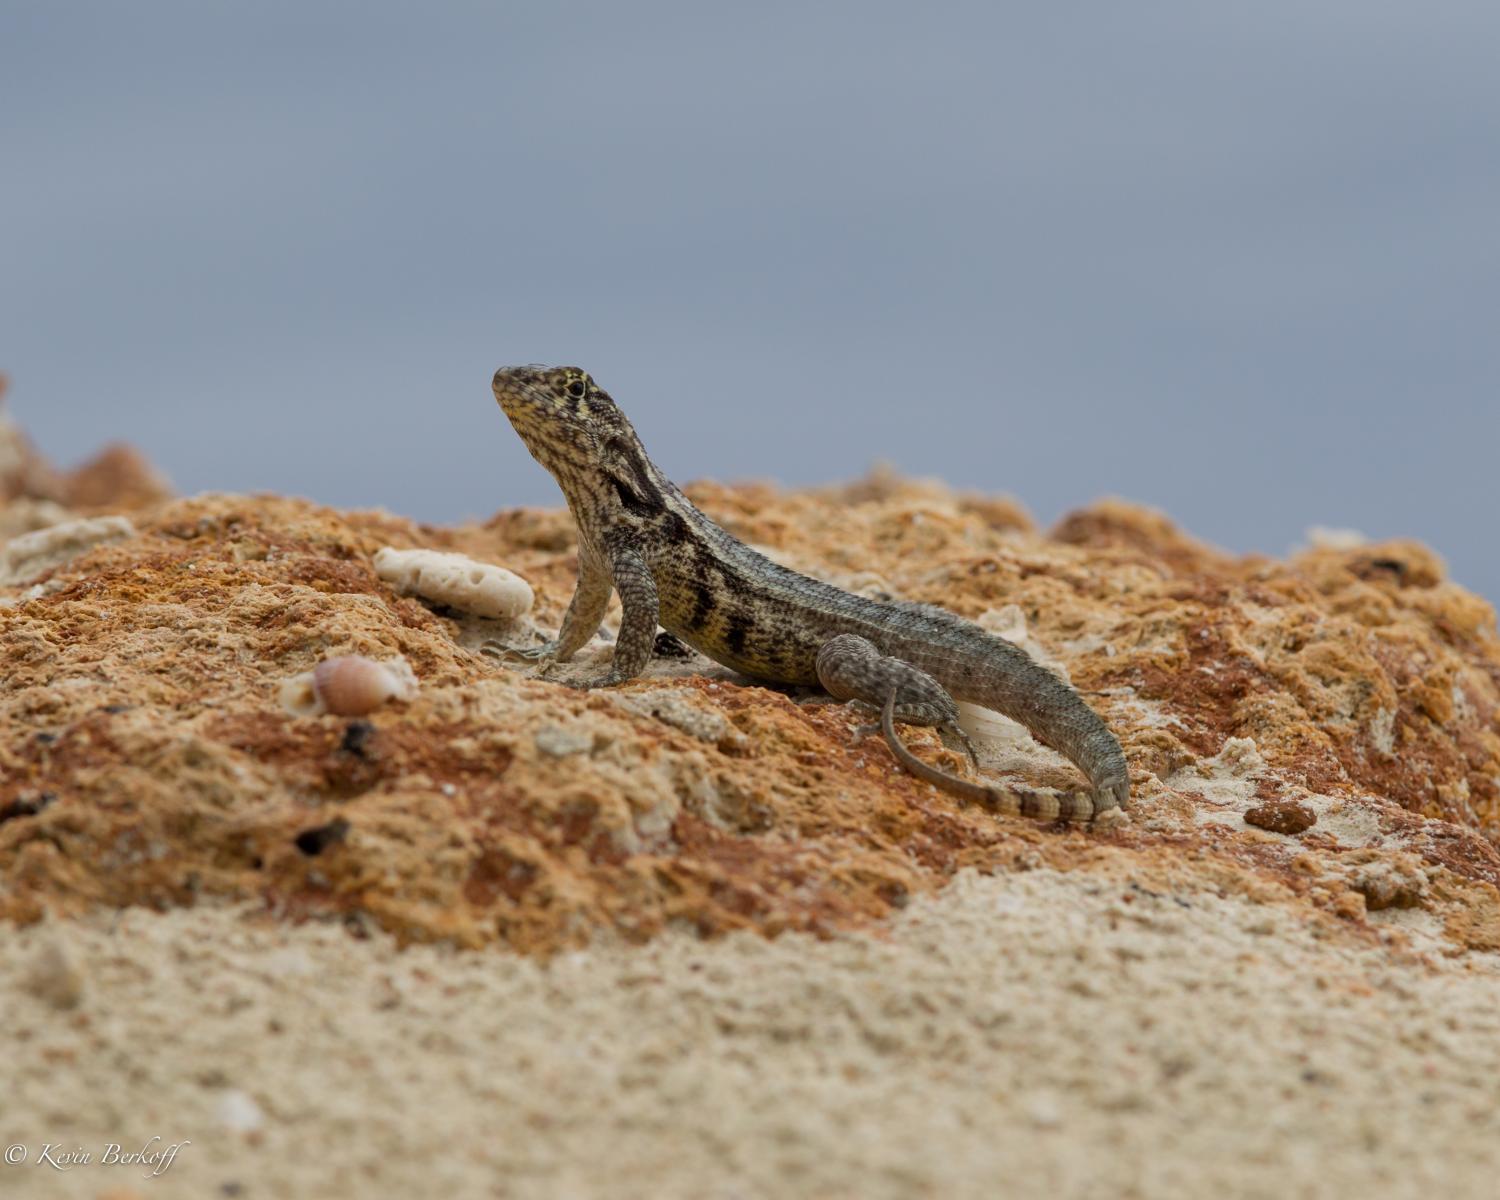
[279,655,418,717]
[374,547,533,620]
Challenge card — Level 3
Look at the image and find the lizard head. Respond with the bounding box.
[491,364,630,472]
[493,365,672,520]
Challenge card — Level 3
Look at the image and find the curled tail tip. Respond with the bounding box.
[969,772,1130,826]
[1045,778,1129,826]
[1080,778,1131,829]
[1091,805,1131,831]
[1100,775,1131,811]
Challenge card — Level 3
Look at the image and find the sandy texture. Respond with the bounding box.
[3,415,1500,1197]
[4,875,1500,1200]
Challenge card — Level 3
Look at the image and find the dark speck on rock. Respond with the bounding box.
[294,817,351,857]
[340,720,376,757]
[0,792,57,825]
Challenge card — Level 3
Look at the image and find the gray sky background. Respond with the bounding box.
[5,2,1498,602]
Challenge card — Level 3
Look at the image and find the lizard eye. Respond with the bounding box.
[565,377,586,400]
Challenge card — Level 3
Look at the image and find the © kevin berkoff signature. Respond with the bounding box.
[4,1138,190,1177]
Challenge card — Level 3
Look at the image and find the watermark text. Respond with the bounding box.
[4,1138,190,1178]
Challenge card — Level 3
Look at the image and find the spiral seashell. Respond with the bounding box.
[279,655,418,717]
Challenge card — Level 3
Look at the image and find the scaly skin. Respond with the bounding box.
[491,364,1130,821]
[820,634,1098,823]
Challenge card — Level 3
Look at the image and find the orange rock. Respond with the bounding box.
[0,468,1498,956]
[0,377,171,511]
[0,396,66,504]
[1245,800,1317,835]
[61,443,173,511]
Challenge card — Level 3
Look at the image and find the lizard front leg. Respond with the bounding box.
[568,543,658,688]
[485,546,611,670]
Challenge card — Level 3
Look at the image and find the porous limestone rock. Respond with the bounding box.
[0,514,137,586]
[0,457,1497,957]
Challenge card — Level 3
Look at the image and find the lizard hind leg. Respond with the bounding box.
[844,707,976,768]
[879,691,1098,823]
[816,634,965,730]
[878,689,993,806]
[817,633,976,763]
[819,635,1099,824]
[941,721,980,769]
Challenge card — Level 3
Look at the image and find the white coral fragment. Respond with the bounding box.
[374,547,533,620]
[0,515,136,586]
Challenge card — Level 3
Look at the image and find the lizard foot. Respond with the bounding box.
[481,639,568,680]
[553,671,624,691]
[939,721,980,769]
[843,699,882,745]
[482,637,559,662]
[845,701,976,770]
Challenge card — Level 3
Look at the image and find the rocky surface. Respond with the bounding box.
[2,408,1498,963]
[5,397,1500,1199]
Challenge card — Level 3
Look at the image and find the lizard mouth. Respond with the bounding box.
[491,371,591,472]
[491,370,544,421]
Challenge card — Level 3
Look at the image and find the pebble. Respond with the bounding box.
[1244,800,1317,836]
